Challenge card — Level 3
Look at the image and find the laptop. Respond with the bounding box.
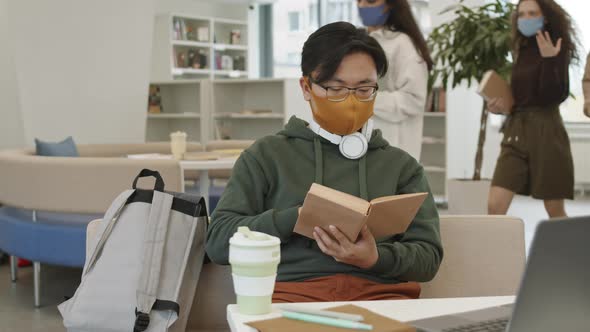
[410,216,590,332]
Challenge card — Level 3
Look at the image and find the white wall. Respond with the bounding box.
[9,0,156,145]
[155,0,249,19]
[0,0,25,149]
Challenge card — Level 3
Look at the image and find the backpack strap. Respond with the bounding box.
[134,190,174,332]
[83,189,135,276]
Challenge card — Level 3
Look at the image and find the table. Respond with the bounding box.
[227,296,515,332]
[180,158,237,211]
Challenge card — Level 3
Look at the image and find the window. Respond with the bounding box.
[326,0,359,25]
[269,0,432,78]
[288,12,302,32]
[287,52,301,65]
[272,0,319,78]
[309,3,319,30]
[554,0,590,123]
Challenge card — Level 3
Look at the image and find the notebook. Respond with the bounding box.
[247,304,415,332]
[477,70,514,111]
[294,183,428,241]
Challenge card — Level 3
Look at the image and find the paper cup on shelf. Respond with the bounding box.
[170,131,187,160]
[229,227,281,315]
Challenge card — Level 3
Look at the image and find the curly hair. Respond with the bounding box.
[512,0,580,63]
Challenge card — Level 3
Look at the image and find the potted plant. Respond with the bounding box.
[427,0,515,214]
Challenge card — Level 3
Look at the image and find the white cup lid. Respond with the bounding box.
[229,227,280,247]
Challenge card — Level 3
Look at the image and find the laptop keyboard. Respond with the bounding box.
[442,318,509,332]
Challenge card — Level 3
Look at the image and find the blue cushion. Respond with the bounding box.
[35,136,79,157]
[0,207,100,267]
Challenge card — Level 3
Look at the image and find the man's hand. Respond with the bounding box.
[313,225,378,269]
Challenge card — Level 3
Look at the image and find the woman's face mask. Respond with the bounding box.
[305,78,376,136]
[518,16,545,37]
[358,3,389,27]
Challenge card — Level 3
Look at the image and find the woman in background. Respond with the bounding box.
[487,0,579,218]
[357,0,432,160]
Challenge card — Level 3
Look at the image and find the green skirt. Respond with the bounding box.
[491,105,574,200]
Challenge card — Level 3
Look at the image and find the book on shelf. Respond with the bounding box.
[147,85,163,114]
[425,87,446,113]
[180,18,187,40]
[197,26,209,42]
[294,183,428,241]
[173,18,182,40]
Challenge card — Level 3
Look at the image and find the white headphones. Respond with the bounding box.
[309,118,374,160]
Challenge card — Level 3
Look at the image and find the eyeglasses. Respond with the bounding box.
[309,77,379,102]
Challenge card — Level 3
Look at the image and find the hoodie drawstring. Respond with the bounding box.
[313,137,369,200]
[313,138,323,185]
[307,138,324,249]
[359,155,368,200]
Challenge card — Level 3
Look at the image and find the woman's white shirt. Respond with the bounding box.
[370,28,428,160]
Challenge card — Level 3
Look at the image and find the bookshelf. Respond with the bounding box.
[151,14,249,81]
[145,80,209,143]
[420,112,447,205]
[145,78,306,143]
[210,78,306,140]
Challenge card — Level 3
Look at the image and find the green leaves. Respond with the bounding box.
[427,0,515,89]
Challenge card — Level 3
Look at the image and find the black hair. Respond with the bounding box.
[301,21,388,83]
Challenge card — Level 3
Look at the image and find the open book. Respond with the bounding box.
[478,70,514,112]
[294,183,428,242]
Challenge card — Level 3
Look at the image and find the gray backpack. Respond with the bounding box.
[59,169,208,332]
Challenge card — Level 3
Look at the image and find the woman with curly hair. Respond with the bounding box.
[487,0,580,218]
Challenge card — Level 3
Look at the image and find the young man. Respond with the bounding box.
[206,22,442,302]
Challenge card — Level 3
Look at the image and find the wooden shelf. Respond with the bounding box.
[152,14,249,81]
[213,44,248,51]
[214,70,248,78]
[213,18,248,26]
[215,113,284,120]
[424,112,446,118]
[147,113,200,119]
[172,68,211,76]
[172,40,211,48]
[151,79,203,85]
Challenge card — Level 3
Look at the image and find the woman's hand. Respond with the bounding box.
[536,31,562,58]
[486,97,510,115]
[313,225,378,269]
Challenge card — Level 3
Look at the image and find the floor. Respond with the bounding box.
[0,195,588,332]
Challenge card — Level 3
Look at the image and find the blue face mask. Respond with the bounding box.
[517,16,544,37]
[358,4,389,27]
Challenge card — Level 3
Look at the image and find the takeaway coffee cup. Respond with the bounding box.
[229,227,281,315]
[170,131,187,160]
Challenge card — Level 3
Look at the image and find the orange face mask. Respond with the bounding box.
[306,78,375,136]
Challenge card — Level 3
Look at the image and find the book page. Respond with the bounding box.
[367,193,428,239]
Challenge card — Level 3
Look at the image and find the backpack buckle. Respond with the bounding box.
[134,308,150,332]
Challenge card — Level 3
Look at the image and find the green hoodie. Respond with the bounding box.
[206,116,443,284]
